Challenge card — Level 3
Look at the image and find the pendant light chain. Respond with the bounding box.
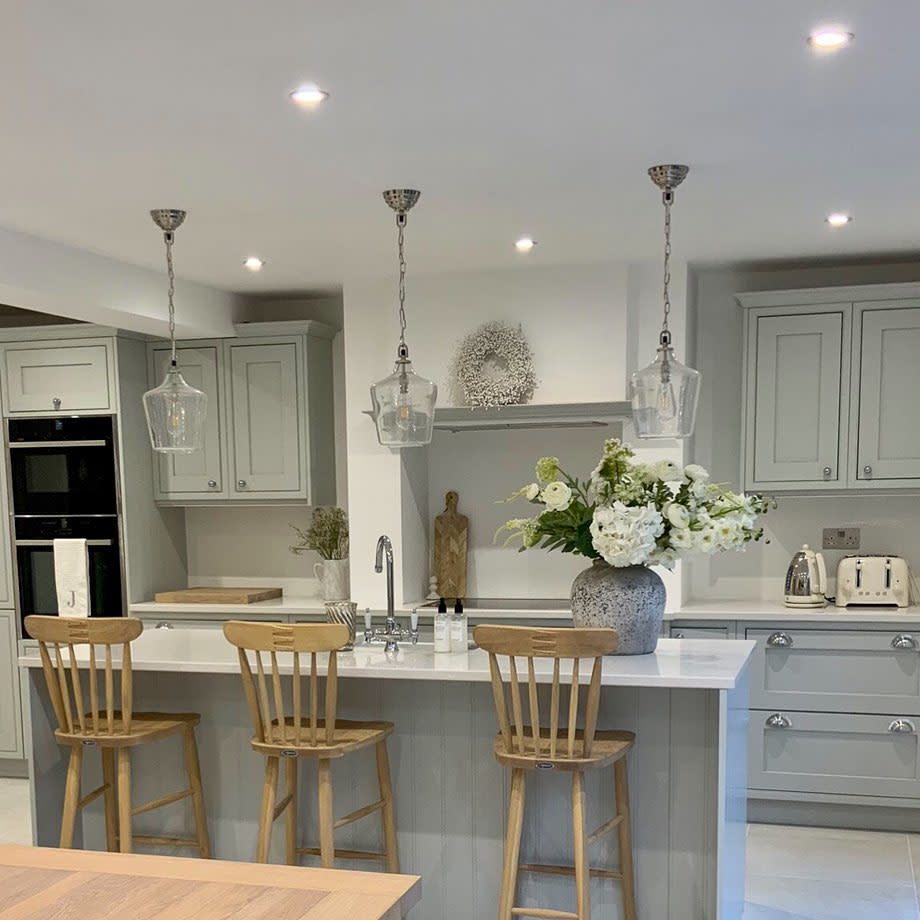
[660,189,673,348]
[164,230,178,367]
[396,212,409,360]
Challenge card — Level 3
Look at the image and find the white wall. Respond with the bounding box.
[344,260,688,610]
[688,258,920,602]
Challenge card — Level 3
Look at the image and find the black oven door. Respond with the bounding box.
[16,517,124,636]
[8,416,118,516]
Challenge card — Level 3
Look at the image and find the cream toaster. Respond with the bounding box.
[835,555,910,607]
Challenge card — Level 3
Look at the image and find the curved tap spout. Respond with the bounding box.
[375,535,395,624]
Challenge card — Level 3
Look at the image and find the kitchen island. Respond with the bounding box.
[20,631,754,920]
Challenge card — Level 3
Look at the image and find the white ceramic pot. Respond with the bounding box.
[314,558,350,602]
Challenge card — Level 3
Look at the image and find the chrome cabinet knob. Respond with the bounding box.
[155,621,174,630]
[207,480,218,489]
[766,713,791,729]
[891,634,917,650]
[888,719,915,734]
[673,631,685,639]
[863,465,873,477]
[52,397,61,410]
[822,466,832,478]
[767,631,793,648]
[237,479,247,489]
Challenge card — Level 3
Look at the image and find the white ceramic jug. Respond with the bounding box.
[314,558,350,602]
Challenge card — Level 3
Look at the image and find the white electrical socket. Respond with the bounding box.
[822,527,861,550]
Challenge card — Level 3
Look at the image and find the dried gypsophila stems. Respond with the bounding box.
[451,321,538,408]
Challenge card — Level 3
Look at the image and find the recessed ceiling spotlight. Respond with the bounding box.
[289,84,329,107]
[243,256,265,271]
[826,212,852,227]
[808,29,854,50]
[515,237,536,253]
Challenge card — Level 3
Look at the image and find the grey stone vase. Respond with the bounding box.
[570,559,666,655]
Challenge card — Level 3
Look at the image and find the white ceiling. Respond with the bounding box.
[1,1,917,292]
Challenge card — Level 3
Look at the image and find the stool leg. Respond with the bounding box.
[117,748,132,854]
[101,748,118,852]
[256,756,279,863]
[183,726,211,858]
[375,740,400,873]
[60,744,83,848]
[499,767,526,920]
[614,758,637,920]
[285,757,298,866]
[572,771,590,920]
[317,759,334,869]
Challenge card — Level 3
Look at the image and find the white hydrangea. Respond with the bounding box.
[590,501,664,567]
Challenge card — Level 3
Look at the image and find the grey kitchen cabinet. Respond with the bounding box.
[746,627,920,716]
[852,302,920,485]
[0,610,22,759]
[228,340,303,498]
[1,340,115,415]
[148,322,336,506]
[741,304,850,491]
[150,344,227,499]
[749,709,920,799]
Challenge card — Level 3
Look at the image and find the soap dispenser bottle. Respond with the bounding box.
[450,598,467,653]
[434,598,451,653]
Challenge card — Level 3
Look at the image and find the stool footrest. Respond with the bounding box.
[510,909,578,919]
[131,788,193,817]
[77,782,111,811]
[333,798,385,830]
[520,862,624,881]
[297,846,387,862]
[587,813,623,845]
[132,834,200,848]
[272,793,294,822]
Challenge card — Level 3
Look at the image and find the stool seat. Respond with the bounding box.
[55,711,202,748]
[251,718,394,758]
[492,729,635,772]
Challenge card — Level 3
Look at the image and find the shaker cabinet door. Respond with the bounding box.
[854,304,920,483]
[151,345,226,498]
[746,309,848,489]
[228,341,304,498]
[0,611,23,759]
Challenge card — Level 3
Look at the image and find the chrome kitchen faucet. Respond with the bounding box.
[365,534,419,653]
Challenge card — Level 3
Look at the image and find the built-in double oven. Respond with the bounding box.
[8,416,125,636]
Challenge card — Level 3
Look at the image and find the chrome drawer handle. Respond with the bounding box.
[892,634,917,650]
[767,632,793,648]
[155,621,174,630]
[766,713,791,729]
[888,719,915,734]
[673,631,685,639]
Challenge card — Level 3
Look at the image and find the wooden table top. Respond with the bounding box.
[0,845,421,919]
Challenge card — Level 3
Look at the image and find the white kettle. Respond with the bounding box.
[784,544,827,608]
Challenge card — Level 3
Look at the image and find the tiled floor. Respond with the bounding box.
[0,778,914,917]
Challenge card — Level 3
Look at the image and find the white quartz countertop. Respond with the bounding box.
[19,629,754,689]
[129,596,328,616]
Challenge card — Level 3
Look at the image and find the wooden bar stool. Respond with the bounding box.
[223,620,399,871]
[474,624,637,920]
[25,616,210,857]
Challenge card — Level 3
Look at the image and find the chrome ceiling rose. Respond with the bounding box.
[149,209,187,233]
[382,189,421,213]
[647,165,689,192]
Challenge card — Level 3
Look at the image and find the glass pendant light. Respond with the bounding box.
[370,189,437,447]
[631,164,700,439]
[142,209,208,453]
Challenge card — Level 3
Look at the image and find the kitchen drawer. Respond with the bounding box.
[138,617,226,631]
[749,709,920,798]
[670,625,731,639]
[747,627,920,714]
[3,342,113,414]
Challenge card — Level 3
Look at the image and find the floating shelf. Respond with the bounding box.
[432,402,632,433]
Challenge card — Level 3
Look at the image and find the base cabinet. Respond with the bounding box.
[0,610,22,759]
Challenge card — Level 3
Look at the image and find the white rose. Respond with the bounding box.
[665,503,691,529]
[684,464,710,483]
[524,483,540,501]
[653,460,685,483]
[541,481,573,512]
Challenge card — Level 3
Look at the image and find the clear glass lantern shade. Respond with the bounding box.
[370,361,437,447]
[142,367,208,453]
[630,346,700,439]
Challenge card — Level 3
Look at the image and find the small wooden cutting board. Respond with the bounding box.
[153,587,283,604]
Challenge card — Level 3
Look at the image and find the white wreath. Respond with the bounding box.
[451,322,538,408]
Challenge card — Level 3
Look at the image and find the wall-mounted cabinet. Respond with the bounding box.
[149,322,336,506]
[739,285,920,491]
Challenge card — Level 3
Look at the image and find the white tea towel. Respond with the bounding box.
[53,538,90,617]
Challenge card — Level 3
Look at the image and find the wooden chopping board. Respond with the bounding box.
[154,586,283,604]
[434,490,468,602]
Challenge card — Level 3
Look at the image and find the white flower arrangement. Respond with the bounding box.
[496,439,771,570]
